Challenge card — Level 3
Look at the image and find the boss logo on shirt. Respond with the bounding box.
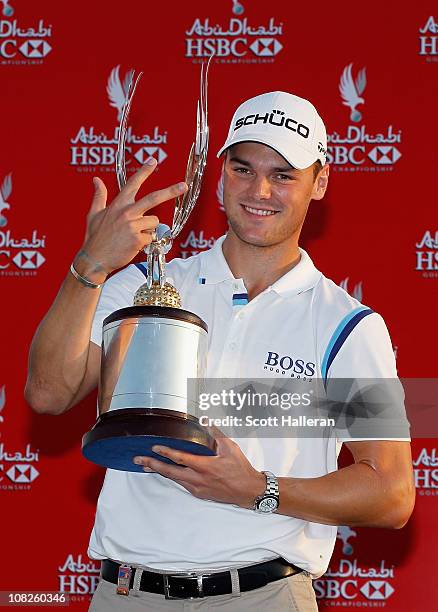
[264,351,316,378]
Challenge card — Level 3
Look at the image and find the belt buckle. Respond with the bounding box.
[163,572,209,600]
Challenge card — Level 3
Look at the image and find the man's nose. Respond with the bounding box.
[249,176,272,200]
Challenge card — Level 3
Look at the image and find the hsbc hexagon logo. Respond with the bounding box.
[368,146,402,165]
[13,250,45,269]
[19,40,52,58]
[134,147,168,165]
[6,464,39,483]
[250,38,283,57]
[360,580,394,600]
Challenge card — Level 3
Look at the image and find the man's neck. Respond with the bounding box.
[222,231,301,300]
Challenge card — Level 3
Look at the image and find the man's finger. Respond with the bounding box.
[131,182,188,215]
[135,215,160,233]
[90,177,107,214]
[133,455,197,481]
[115,158,158,205]
[149,445,211,470]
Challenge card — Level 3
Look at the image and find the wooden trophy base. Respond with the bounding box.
[82,408,217,472]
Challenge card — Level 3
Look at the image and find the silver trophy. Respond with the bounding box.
[82,59,216,472]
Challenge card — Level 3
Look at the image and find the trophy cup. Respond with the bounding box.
[82,60,216,472]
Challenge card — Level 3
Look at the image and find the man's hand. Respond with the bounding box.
[77,158,188,280]
[133,427,266,509]
[134,437,415,528]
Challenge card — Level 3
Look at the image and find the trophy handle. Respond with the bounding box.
[115,56,213,288]
[116,71,143,191]
[171,56,212,239]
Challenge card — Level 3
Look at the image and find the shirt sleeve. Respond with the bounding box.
[325,313,410,442]
[90,265,141,347]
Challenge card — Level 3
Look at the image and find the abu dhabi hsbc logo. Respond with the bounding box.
[315,559,395,603]
[415,230,438,277]
[0,442,40,490]
[185,4,284,64]
[70,65,168,172]
[0,171,46,277]
[0,1,52,64]
[413,447,438,495]
[327,63,402,172]
[58,554,100,599]
[419,16,438,60]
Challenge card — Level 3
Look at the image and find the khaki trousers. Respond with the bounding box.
[89,573,318,611]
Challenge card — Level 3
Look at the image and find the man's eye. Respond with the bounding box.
[233,167,250,174]
[276,174,293,181]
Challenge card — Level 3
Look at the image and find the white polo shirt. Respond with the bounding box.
[87,235,405,578]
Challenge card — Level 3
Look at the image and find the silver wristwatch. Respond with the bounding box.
[252,471,279,514]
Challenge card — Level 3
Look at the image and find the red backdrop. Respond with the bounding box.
[1,0,437,609]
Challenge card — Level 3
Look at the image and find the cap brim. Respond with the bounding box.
[217,134,318,170]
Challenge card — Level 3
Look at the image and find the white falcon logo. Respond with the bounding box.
[0,173,12,227]
[1,1,14,17]
[337,525,357,555]
[339,63,366,123]
[107,65,135,120]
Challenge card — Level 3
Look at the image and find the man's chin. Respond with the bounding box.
[226,218,292,248]
[232,231,281,249]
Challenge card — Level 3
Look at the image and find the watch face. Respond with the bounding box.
[257,496,279,513]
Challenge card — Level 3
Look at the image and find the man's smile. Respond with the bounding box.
[241,204,279,217]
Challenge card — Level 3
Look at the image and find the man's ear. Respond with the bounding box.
[311,164,330,201]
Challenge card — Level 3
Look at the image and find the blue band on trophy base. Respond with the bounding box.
[83,436,216,473]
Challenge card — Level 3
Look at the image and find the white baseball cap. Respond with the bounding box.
[217,91,327,169]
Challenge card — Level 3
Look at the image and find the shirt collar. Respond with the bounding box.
[199,234,322,296]
[199,235,235,284]
[270,247,322,296]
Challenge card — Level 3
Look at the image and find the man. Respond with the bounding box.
[26,91,415,611]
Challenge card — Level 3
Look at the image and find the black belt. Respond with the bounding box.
[101,557,303,599]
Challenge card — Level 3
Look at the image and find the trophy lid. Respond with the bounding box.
[103,306,208,332]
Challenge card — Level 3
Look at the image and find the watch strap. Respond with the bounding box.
[262,471,279,497]
[252,471,279,512]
